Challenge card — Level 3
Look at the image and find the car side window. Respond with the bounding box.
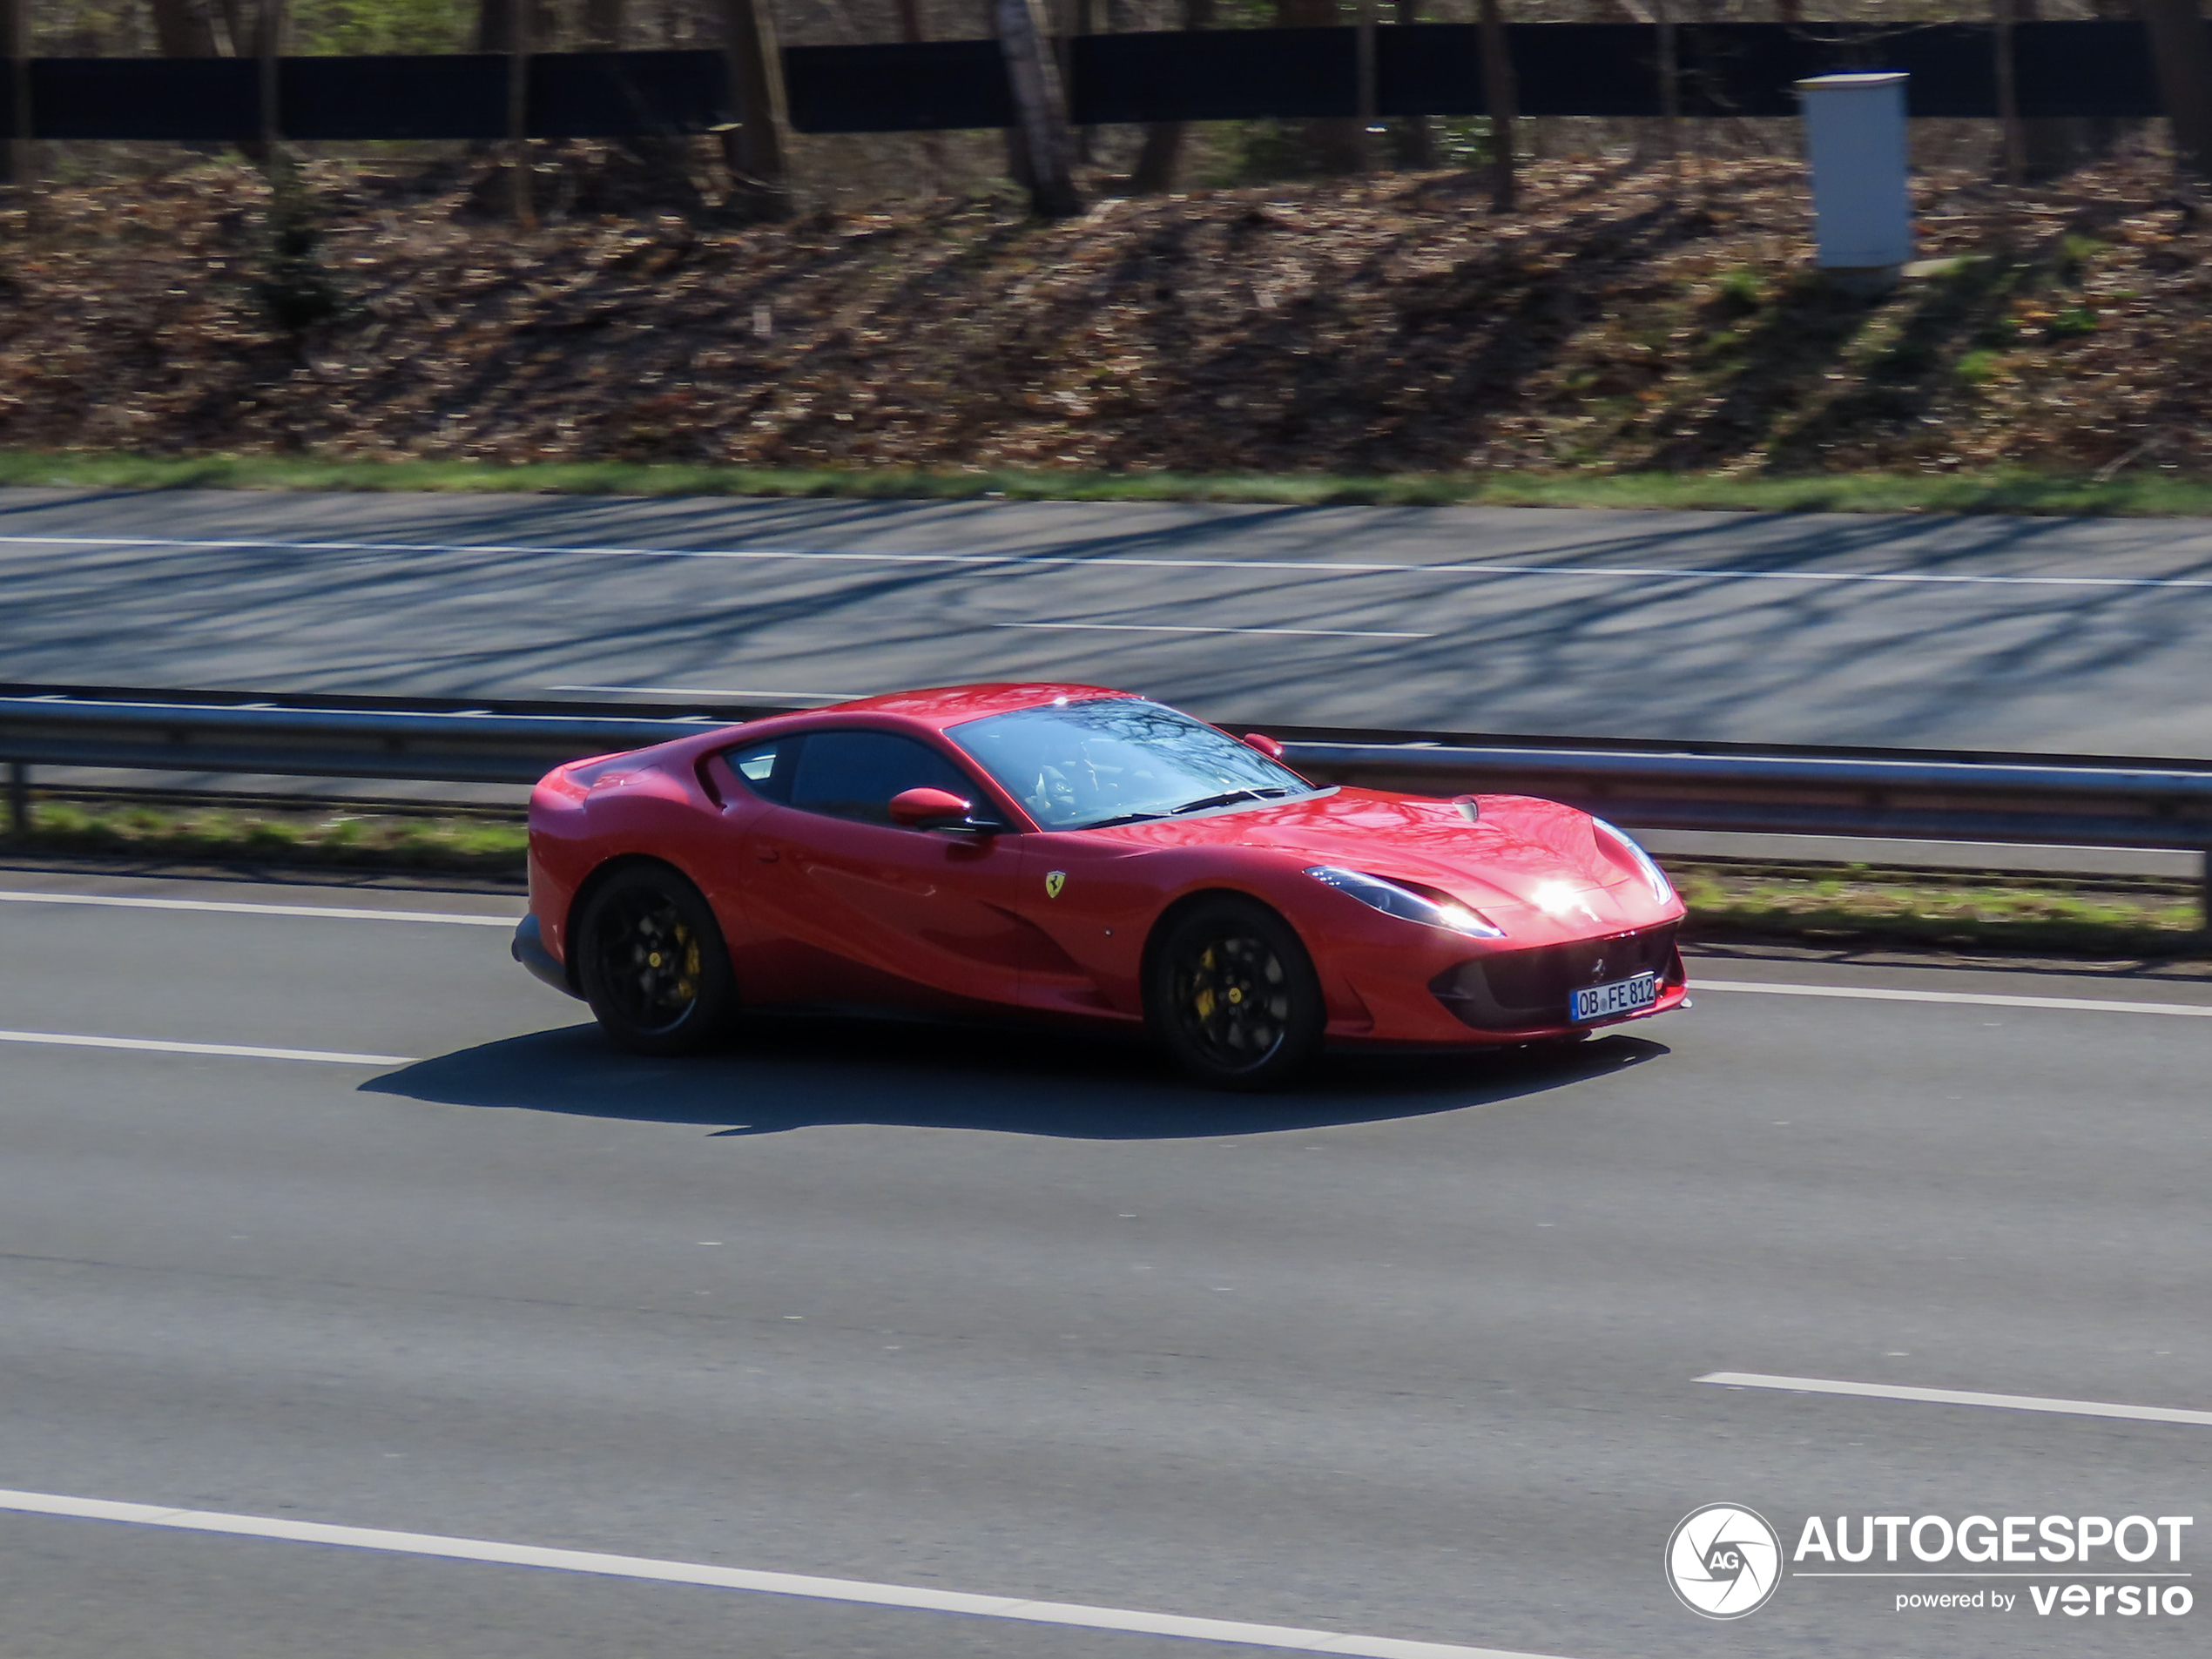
[786,731,981,826]
[720,738,793,803]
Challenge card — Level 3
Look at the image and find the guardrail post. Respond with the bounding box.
[7,760,26,836]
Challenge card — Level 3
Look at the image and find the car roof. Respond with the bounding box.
[806,683,1138,730]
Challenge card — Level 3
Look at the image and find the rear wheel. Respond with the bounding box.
[575,865,737,1055]
[1148,897,1325,1090]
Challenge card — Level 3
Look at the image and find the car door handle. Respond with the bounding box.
[754,846,780,863]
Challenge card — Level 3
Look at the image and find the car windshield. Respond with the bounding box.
[949,698,1318,830]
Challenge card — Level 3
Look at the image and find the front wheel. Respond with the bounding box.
[575,864,738,1055]
[1147,897,1325,1091]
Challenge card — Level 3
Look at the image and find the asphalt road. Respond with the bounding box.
[2,867,2207,1658]
[7,487,2212,755]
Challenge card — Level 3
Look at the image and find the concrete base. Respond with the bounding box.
[1820,262,1902,297]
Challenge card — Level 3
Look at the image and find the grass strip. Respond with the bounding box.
[5,799,2205,961]
[10,799,528,878]
[1673,860,2207,960]
[9,450,2212,517]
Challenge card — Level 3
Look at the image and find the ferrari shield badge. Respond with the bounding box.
[1044,870,1067,899]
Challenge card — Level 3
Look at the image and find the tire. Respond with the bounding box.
[574,864,738,1056]
[1147,896,1325,1090]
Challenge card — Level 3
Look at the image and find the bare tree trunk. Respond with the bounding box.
[1389,0,1436,168]
[1355,0,1378,147]
[508,0,536,225]
[214,0,251,55]
[152,0,223,56]
[1277,0,1366,172]
[721,0,793,219]
[1131,0,1212,193]
[1478,0,1515,210]
[997,0,1083,214]
[2,0,28,191]
[1995,0,2026,183]
[2136,0,2212,179]
[476,0,514,52]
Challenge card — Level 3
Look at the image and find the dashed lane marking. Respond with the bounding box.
[0,1030,412,1066]
[0,891,516,926]
[0,1487,1567,1659]
[1699,1372,2212,1428]
[1696,979,2212,1018]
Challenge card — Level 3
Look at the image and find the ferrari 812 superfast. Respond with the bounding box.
[513,684,1687,1088]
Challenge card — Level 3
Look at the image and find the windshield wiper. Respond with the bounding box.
[1078,807,1177,829]
[1078,786,1304,831]
[1158,786,1305,817]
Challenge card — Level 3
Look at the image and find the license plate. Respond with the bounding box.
[1570,972,1659,1024]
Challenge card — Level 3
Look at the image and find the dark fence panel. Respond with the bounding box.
[1066,27,1362,125]
[780,39,1010,132]
[26,57,260,142]
[788,22,2176,129]
[284,55,509,141]
[0,24,2180,141]
[7,51,731,143]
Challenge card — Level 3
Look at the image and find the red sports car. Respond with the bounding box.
[513,683,1688,1088]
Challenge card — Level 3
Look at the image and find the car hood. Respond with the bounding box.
[1088,787,1656,924]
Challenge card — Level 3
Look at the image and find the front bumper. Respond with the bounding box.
[511,914,582,999]
[1430,923,1685,1034]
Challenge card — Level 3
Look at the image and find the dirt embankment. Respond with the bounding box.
[3,149,2209,476]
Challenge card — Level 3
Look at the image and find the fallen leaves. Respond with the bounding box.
[0,147,2207,476]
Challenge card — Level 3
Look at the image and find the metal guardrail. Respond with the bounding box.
[3,685,2209,921]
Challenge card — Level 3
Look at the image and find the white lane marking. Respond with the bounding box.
[0,890,516,927]
[4,530,2210,591]
[0,1487,1565,1659]
[1698,1372,2212,1428]
[0,1030,412,1066]
[550,684,864,701]
[1696,978,2212,1018]
[995,621,1434,640]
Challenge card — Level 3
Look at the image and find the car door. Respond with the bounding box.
[735,728,1062,1012]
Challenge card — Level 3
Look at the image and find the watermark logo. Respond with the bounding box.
[1667,1503,1784,1620]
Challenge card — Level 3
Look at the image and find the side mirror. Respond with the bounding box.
[890,786,991,831]
[1242,732,1286,761]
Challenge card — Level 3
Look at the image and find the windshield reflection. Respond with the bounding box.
[949,698,1318,830]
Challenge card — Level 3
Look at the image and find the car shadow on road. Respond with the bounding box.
[362,1015,1669,1140]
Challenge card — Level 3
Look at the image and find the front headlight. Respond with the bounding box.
[1592,817,1674,904]
[1306,866,1507,938]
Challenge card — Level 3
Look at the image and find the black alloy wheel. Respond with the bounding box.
[1148,896,1325,1090]
[575,864,738,1055]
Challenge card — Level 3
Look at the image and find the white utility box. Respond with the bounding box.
[1797,71,1912,289]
